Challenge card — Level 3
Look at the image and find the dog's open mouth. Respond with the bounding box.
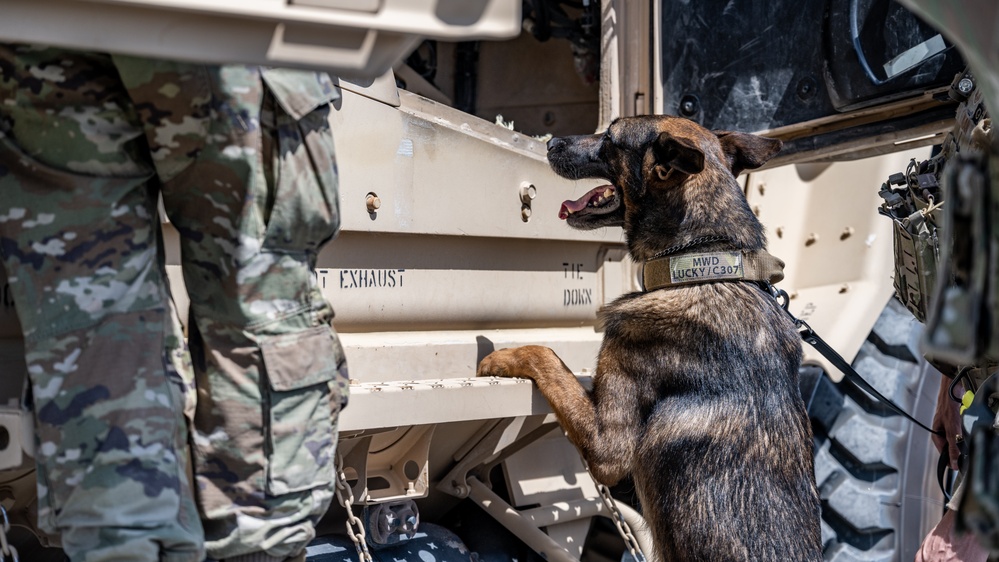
[558,184,620,220]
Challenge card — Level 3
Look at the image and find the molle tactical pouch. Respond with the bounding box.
[877,158,945,323]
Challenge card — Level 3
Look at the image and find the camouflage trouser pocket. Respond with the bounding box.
[260,326,343,495]
[260,94,340,253]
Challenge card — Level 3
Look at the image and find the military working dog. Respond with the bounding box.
[477,115,822,561]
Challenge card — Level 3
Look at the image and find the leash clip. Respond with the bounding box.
[765,283,794,316]
[765,282,805,329]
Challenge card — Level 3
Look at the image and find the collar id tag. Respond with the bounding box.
[669,251,744,284]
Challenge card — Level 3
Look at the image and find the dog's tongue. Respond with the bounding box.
[559,184,615,220]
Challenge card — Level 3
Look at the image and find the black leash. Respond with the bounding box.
[799,324,942,435]
[766,285,943,436]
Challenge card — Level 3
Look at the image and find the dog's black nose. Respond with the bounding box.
[547,137,562,152]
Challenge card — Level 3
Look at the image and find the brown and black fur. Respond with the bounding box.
[477,115,822,561]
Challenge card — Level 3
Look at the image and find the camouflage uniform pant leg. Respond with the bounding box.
[0,44,205,562]
[111,59,348,561]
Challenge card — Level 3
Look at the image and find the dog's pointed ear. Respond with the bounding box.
[653,133,705,176]
[714,131,783,176]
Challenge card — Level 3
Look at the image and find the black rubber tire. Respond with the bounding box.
[801,298,944,561]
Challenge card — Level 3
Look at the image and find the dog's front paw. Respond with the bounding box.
[477,345,556,381]
[477,348,527,379]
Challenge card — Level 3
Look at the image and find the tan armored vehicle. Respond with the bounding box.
[0,1,971,560]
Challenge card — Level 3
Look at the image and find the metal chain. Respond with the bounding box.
[649,235,732,260]
[0,506,18,562]
[580,458,646,562]
[333,453,373,562]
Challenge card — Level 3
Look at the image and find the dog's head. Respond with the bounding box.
[547,115,782,232]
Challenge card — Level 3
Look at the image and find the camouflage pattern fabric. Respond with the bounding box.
[0,44,348,561]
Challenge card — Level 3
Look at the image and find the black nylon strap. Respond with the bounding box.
[800,325,943,436]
